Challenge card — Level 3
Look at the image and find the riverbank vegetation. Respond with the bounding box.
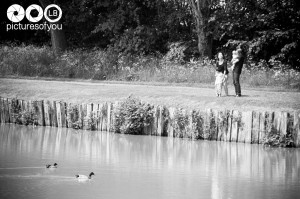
[4,96,297,148]
[1,45,300,89]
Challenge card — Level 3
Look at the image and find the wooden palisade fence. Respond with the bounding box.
[0,97,299,147]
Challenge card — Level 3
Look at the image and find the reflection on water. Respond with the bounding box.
[0,124,300,199]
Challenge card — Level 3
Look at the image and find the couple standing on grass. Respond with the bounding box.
[215,46,246,97]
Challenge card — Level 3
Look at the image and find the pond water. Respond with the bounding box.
[0,124,299,199]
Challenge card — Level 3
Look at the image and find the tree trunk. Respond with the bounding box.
[39,0,67,56]
[195,12,212,58]
[196,21,212,58]
[50,27,67,56]
[188,0,213,59]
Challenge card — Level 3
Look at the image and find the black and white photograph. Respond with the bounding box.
[0,0,300,198]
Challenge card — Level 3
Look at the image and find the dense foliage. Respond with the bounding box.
[0,0,299,71]
[114,96,154,134]
[215,0,300,70]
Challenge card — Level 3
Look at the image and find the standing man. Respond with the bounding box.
[232,47,246,97]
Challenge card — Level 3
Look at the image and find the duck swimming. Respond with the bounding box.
[46,163,58,168]
[75,172,95,180]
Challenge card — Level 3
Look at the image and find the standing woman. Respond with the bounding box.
[215,52,228,97]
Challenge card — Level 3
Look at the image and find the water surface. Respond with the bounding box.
[0,124,299,199]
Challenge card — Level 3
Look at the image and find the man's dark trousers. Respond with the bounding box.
[233,72,241,96]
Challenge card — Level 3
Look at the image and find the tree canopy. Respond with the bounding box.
[0,0,299,70]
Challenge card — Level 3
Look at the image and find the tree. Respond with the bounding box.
[215,0,300,70]
[187,0,214,58]
[39,0,67,56]
[88,0,193,55]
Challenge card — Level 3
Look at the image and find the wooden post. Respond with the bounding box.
[20,100,27,124]
[142,103,156,136]
[224,110,233,142]
[7,98,13,123]
[49,101,57,127]
[87,103,93,119]
[110,103,115,132]
[93,103,100,130]
[273,111,281,134]
[107,103,111,132]
[44,101,51,126]
[265,111,274,135]
[66,103,72,128]
[151,105,159,136]
[273,111,288,136]
[167,107,176,138]
[157,106,164,136]
[77,104,84,129]
[97,104,103,131]
[195,110,205,140]
[210,109,218,140]
[216,110,222,141]
[258,111,266,144]
[34,100,45,126]
[24,100,30,122]
[238,111,252,143]
[18,99,25,125]
[16,99,23,124]
[19,100,24,112]
[251,111,260,144]
[189,110,195,139]
[99,103,107,131]
[97,103,104,131]
[56,101,62,127]
[162,107,169,137]
[4,98,10,123]
[231,110,239,142]
[280,112,288,136]
[81,103,87,130]
[0,98,4,123]
[10,98,19,124]
[23,100,32,125]
[86,103,93,130]
[217,110,228,141]
[294,111,300,147]
[61,102,67,127]
[203,109,210,140]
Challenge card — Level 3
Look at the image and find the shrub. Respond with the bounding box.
[173,109,189,138]
[263,126,295,147]
[19,110,39,126]
[67,104,83,129]
[1,44,299,89]
[191,111,205,139]
[114,96,154,134]
[10,99,38,126]
[162,42,188,64]
[0,44,55,76]
[84,112,98,131]
[67,104,99,130]
[263,113,295,148]
[12,109,38,126]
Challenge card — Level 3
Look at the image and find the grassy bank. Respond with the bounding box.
[1,45,300,89]
[1,78,300,112]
